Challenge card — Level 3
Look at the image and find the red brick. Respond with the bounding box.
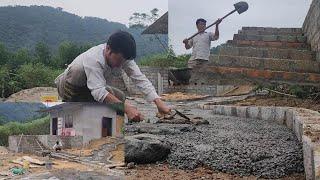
[308,74,320,82]
[229,68,244,74]
[205,65,320,85]
[282,72,294,80]
[246,69,260,78]
[262,71,273,79]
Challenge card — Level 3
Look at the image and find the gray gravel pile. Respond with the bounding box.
[126,115,304,178]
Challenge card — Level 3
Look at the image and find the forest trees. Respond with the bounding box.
[129,8,160,28]
[0,41,92,98]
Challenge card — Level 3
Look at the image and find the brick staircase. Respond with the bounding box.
[202,27,319,86]
[18,135,47,154]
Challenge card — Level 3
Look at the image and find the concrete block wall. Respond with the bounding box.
[199,104,320,180]
[37,135,83,149]
[303,0,320,61]
[122,67,170,96]
[8,135,38,153]
[106,68,127,93]
[8,136,19,152]
[109,67,168,96]
[167,85,217,96]
[123,67,240,96]
[166,85,236,96]
[112,66,253,96]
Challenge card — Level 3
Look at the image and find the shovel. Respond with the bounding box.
[187,1,249,40]
[156,109,190,121]
[174,109,191,121]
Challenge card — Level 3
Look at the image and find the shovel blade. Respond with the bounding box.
[234,1,249,14]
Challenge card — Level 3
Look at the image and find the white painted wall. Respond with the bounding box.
[49,105,82,135]
[75,104,117,144]
[48,103,117,144]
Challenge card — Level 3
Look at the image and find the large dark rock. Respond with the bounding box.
[125,134,171,164]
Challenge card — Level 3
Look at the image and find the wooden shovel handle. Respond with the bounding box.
[187,9,237,40]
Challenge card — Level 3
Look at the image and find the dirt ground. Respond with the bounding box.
[0,152,89,178]
[111,144,125,163]
[233,95,320,112]
[65,137,117,156]
[0,152,122,179]
[0,137,124,179]
[125,164,305,180]
[219,85,256,97]
[161,92,209,101]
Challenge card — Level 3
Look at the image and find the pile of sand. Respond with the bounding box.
[5,87,58,102]
[161,92,209,101]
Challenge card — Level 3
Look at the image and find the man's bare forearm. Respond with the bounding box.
[104,93,122,103]
[154,97,171,114]
[214,25,220,39]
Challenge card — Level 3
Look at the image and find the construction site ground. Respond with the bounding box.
[2,86,319,179]
[125,164,305,180]
[124,91,319,179]
[232,95,320,112]
[0,152,119,179]
[0,137,124,179]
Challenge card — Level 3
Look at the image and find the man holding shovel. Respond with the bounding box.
[183,18,222,68]
[182,1,249,69]
[54,31,171,122]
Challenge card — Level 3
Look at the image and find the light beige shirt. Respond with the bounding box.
[54,44,160,102]
[188,32,218,61]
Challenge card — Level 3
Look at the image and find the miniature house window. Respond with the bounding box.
[65,114,73,128]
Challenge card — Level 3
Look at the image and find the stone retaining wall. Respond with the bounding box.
[113,67,223,96]
[303,0,320,61]
[122,67,170,95]
[37,135,84,149]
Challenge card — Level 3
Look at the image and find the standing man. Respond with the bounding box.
[55,31,171,122]
[183,18,222,68]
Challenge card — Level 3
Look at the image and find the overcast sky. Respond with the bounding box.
[169,0,313,55]
[0,0,168,26]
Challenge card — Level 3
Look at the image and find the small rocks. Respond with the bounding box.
[127,115,304,178]
[190,118,209,125]
[127,162,135,169]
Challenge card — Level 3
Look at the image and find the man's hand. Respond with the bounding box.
[216,18,222,25]
[183,38,189,44]
[213,18,221,40]
[125,101,143,122]
[183,38,192,50]
[154,98,171,114]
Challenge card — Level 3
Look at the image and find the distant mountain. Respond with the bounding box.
[0,102,47,124]
[0,5,167,60]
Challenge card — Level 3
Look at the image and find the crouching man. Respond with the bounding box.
[55,31,171,121]
[53,141,62,152]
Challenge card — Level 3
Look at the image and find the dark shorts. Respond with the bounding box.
[187,59,209,68]
[55,73,126,102]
